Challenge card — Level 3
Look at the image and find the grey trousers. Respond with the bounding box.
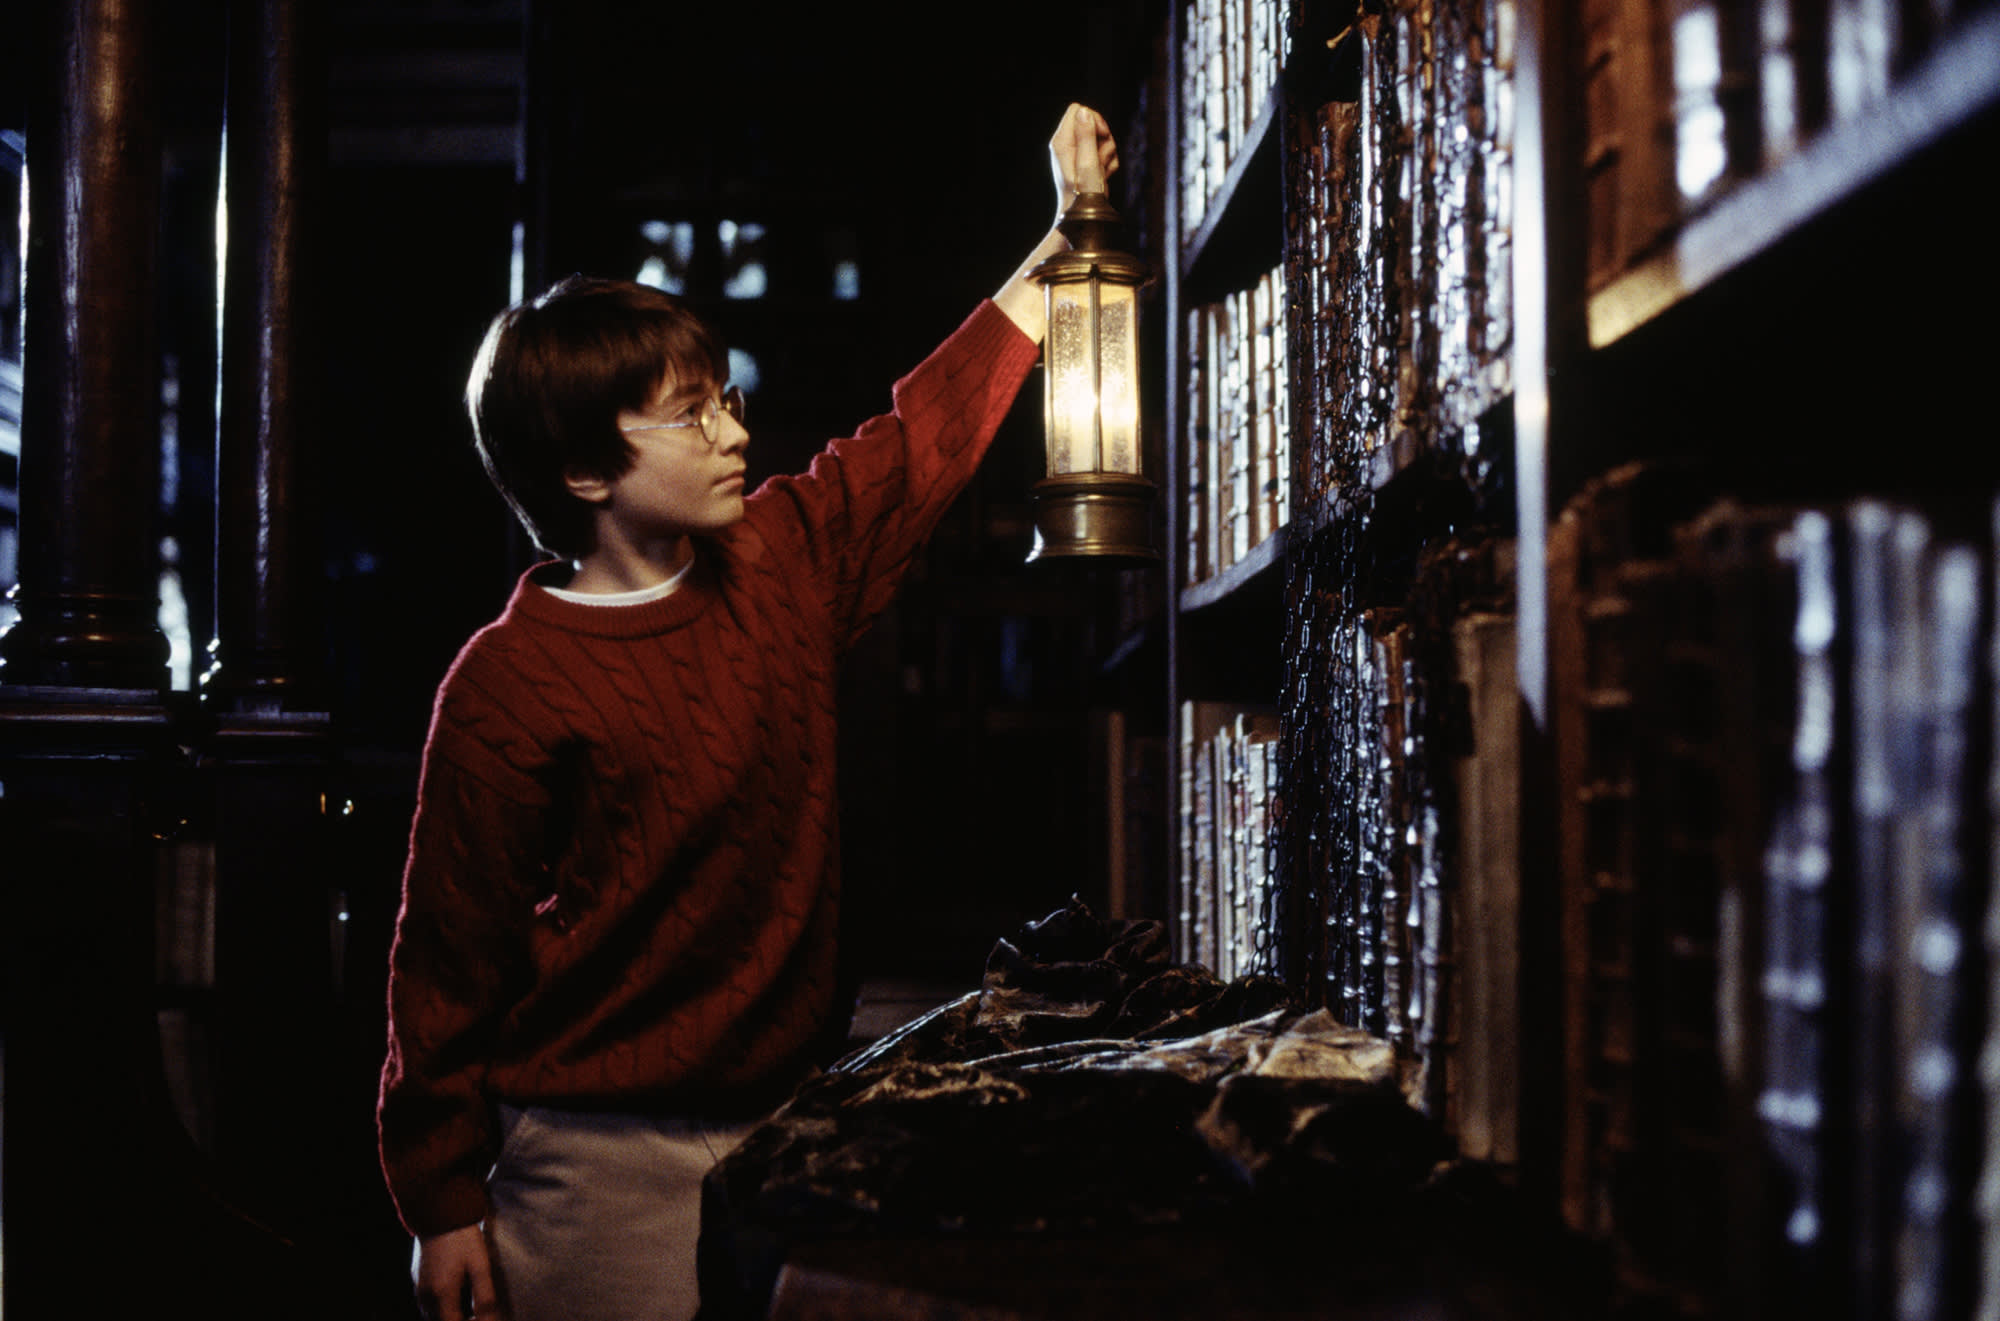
[482,1105,763,1321]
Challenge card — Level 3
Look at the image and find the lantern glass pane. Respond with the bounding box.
[1044,281,1097,474]
[1096,281,1140,474]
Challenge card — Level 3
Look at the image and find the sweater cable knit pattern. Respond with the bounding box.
[378,302,1037,1237]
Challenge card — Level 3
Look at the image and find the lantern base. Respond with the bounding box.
[1026,473,1161,565]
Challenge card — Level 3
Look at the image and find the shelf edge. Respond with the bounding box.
[1180,523,1287,613]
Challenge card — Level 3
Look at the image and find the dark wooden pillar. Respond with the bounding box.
[0,3,208,1315]
[2,4,340,1316]
[0,0,169,690]
[211,0,325,711]
[204,0,348,1256]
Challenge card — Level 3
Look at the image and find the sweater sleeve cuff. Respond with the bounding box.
[402,1178,491,1240]
[959,298,1040,373]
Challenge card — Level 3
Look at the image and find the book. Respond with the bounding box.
[1891,533,1978,1321]
[1826,0,1893,120]
[1182,6,1207,232]
[1186,305,1210,585]
[1248,273,1274,552]
[1450,608,1520,1165]
[1760,508,1840,1315]
[1845,499,1906,1321]
[1667,499,1800,1320]
[1978,497,2000,1321]
[1545,462,1713,1246]
[1206,296,1232,575]
[1578,0,1677,289]
[1374,615,1412,1049]
[1665,0,1758,205]
[1225,287,1253,567]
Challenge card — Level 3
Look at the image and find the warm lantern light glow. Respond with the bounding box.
[1096,281,1139,473]
[1045,282,1097,474]
[1043,279,1141,477]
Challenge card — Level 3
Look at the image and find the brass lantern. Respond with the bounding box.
[1026,192,1159,564]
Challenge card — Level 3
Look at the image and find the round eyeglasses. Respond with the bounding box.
[619,385,746,449]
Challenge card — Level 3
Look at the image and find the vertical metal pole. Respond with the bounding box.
[208,0,344,1246]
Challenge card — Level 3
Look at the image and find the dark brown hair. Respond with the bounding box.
[465,276,727,558]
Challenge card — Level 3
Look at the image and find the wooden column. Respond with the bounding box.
[0,0,169,691]
[211,0,325,711]
[204,0,349,1256]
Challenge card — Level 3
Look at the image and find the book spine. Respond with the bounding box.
[1354,610,1386,1033]
[1892,534,1978,1321]
[1666,0,1756,205]
[1357,15,1386,460]
[1200,302,1232,576]
[1215,717,1240,982]
[1223,0,1242,165]
[1183,1,1206,233]
[1847,500,1901,1321]
[1761,510,1839,1312]
[1759,0,1806,164]
[1248,273,1272,551]
[1178,699,1198,967]
[1548,496,1596,1233]
[1187,305,1209,585]
[1327,612,1362,1018]
[1452,608,1520,1164]
[1312,103,1338,506]
[1579,0,1676,287]
[1384,2,1419,440]
[1827,0,1893,120]
[1194,712,1218,974]
[1670,500,1798,1319]
[1979,494,2000,1321]
[1579,593,1642,1248]
[1245,729,1274,976]
[1269,265,1290,527]
[1205,0,1228,214]
[1376,620,1411,1050]
[1479,0,1514,400]
[1251,0,1272,119]
[1228,288,1253,566]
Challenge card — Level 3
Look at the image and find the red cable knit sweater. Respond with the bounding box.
[378,302,1037,1237]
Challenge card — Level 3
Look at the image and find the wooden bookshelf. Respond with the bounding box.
[1131,0,1998,1312]
[1586,3,2000,349]
[1182,86,1283,299]
[1179,521,1283,613]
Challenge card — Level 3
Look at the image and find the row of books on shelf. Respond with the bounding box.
[1179,0,1288,234]
[1283,531,1521,1166]
[1541,465,1990,1320]
[1277,471,1999,1317]
[1185,265,1288,586]
[1177,700,1278,984]
[1290,0,1514,503]
[1580,0,1991,288]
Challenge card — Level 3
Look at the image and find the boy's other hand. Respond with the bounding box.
[415,1223,506,1321]
[1048,102,1120,220]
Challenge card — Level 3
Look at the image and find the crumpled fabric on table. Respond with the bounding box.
[836,896,1297,1073]
[697,898,1455,1317]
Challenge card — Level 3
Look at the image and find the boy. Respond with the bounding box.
[378,105,1120,1321]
